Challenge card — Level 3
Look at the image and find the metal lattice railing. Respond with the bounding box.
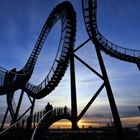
[82,0,140,63]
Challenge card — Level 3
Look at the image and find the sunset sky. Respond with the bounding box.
[0,0,140,128]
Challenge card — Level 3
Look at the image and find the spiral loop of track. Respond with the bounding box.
[5,1,76,121]
[24,1,76,99]
[82,0,140,65]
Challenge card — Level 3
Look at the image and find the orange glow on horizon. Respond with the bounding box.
[50,116,140,129]
[50,119,99,129]
[50,120,72,128]
[1,116,140,129]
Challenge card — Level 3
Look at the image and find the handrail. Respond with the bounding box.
[0,116,23,136]
[31,107,71,140]
[82,0,140,64]
[23,1,76,98]
[0,108,46,136]
[0,66,33,76]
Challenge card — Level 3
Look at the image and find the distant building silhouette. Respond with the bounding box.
[138,106,140,111]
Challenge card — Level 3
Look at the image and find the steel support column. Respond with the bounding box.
[12,90,24,124]
[94,43,123,139]
[70,47,78,129]
[0,107,8,129]
[26,98,35,129]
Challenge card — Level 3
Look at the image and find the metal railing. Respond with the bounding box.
[24,2,76,99]
[82,0,140,62]
[31,107,71,140]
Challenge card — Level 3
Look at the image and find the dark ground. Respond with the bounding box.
[0,127,140,140]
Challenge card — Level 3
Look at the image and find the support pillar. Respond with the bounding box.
[94,44,123,139]
[26,98,35,129]
[0,107,8,129]
[70,47,78,129]
[12,90,24,124]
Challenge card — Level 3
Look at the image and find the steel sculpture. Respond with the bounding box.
[0,0,139,140]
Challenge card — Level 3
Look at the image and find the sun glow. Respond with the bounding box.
[78,119,99,128]
[50,119,99,129]
[49,116,140,129]
[50,120,72,129]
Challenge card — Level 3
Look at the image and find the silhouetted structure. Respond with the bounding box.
[138,106,140,111]
[4,68,16,85]
[0,0,139,140]
[45,103,53,113]
[64,105,67,114]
